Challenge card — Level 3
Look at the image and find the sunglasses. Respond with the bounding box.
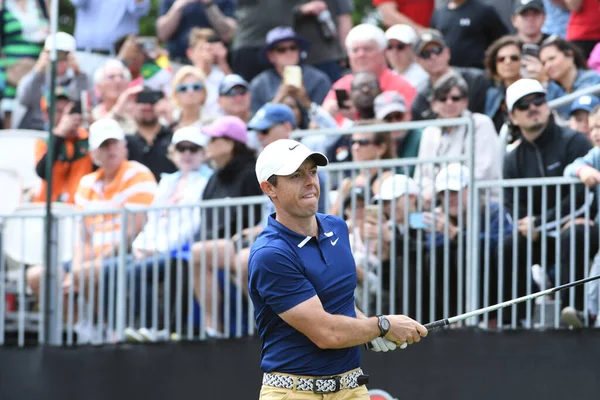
[384,112,405,122]
[436,95,464,103]
[223,86,248,97]
[496,54,520,63]
[420,45,444,59]
[273,44,299,54]
[514,95,546,111]
[387,42,407,51]
[176,82,205,93]
[175,143,201,153]
[351,139,379,147]
[351,81,379,92]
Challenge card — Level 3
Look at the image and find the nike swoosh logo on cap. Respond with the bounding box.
[289,144,300,150]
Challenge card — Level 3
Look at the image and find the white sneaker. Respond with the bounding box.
[138,327,156,342]
[124,327,144,342]
[560,306,585,329]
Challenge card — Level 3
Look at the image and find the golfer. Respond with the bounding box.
[248,139,427,399]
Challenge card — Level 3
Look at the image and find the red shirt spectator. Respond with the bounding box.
[374,0,435,30]
[566,0,600,59]
[323,24,416,122]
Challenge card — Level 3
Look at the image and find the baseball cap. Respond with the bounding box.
[435,163,470,193]
[44,32,76,52]
[413,29,445,56]
[513,0,545,15]
[264,26,308,53]
[343,186,366,210]
[372,175,420,201]
[202,115,248,144]
[505,79,546,112]
[89,118,125,151]
[172,126,209,147]
[385,24,417,45]
[374,91,407,120]
[248,103,297,131]
[570,95,600,115]
[255,139,328,183]
[219,74,249,96]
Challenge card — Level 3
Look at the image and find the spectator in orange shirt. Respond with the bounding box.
[374,0,435,31]
[33,88,94,204]
[27,119,157,340]
[322,24,416,122]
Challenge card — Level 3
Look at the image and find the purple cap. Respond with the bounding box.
[202,115,248,144]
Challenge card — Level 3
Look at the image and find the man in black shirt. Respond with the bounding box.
[126,88,176,180]
[411,29,490,121]
[512,0,549,46]
[499,79,596,325]
[430,0,508,69]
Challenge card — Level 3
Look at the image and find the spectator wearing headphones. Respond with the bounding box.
[249,26,331,114]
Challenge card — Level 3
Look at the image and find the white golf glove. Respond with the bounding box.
[368,337,407,352]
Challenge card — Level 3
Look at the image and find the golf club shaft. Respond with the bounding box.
[425,273,600,331]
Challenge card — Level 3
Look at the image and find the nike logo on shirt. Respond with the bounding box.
[331,238,339,246]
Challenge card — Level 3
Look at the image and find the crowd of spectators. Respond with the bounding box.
[2,0,600,340]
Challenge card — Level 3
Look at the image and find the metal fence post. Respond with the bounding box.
[116,208,129,342]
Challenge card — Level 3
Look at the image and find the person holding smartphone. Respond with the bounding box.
[249,26,332,114]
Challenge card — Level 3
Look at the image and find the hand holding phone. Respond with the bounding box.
[335,89,350,109]
[409,212,430,230]
[283,65,303,88]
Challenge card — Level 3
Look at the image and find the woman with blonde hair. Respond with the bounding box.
[170,65,219,130]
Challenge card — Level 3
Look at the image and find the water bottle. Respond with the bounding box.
[317,10,337,41]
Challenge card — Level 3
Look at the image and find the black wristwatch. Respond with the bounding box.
[376,315,390,338]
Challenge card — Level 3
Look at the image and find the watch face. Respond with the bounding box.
[380,316,390,332]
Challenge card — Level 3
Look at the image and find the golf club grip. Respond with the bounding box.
[424,319,449,331]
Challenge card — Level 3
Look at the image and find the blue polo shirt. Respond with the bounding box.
[248,213,360,376]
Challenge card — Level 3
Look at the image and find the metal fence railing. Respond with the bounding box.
[2,116,600,347]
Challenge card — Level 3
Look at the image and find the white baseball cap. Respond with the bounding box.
[505,79,546,112]
[255,139,328,183]
[44,32,76,52]
[385,24,417,45]
[373,174,420,201]
[172,126,209,147]
[89,119,125,151]
[435,163,470,193]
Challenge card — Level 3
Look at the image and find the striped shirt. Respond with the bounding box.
[0,2,48,107]
[75,160,157,258]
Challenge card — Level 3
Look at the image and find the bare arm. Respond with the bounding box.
[377,3,425,31]
[279,295,381,349]
[336,14,353,48]
[202,1,237,42]
[156,0,189,42]
[564,0,584,11]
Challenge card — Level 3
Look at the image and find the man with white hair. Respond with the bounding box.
[92,59,137,134]
[322,23,416,119]
[384,24,429,91]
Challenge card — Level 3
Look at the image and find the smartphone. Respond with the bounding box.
[408,212,431,230]
[70,100,82,114]
[137,36,157,55]
[522,43,540,59]
[335,89,350,109]
[283,65,303,88]
[137,90,163,105]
